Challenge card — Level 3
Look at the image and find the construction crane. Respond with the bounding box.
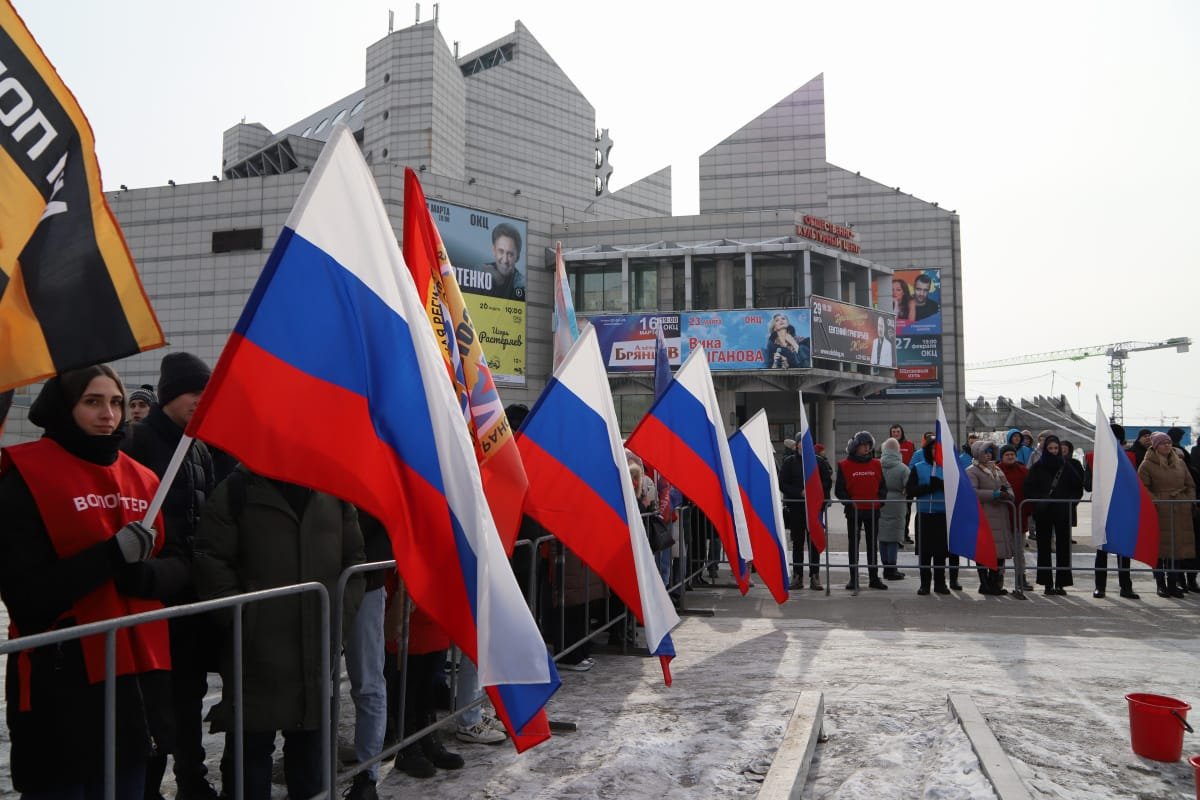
[966,337,1192,424]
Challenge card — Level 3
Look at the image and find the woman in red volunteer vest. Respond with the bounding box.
[0,365,171,799]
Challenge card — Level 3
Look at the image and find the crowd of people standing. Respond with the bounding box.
[775,423,1200,600]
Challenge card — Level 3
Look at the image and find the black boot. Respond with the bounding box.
[420,733,464,771]
[395,744,436,779]
[1188,575,1200,593]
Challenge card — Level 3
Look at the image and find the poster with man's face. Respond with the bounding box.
[425,199,527,383]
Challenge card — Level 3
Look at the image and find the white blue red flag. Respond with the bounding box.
[935,398,997,569]
[652,323,676,523]
[551,241,579,371]
[1091,397,1159,565]
[401,169,529,554]
[626,347,753,592]
[187,126,559,751]
[797,391,826,553]
[516,325,680,683]
[728,410,790,603]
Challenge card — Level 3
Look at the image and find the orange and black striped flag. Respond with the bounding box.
[0,2,163,392]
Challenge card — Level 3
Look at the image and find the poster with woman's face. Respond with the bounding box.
[893,269,942,335]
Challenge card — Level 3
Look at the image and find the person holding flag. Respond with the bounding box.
[0,366,170,799]
[906,436,956,595]
[1085,422,1143,600]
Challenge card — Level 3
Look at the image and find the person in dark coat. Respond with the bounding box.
[778,441,822,590]
[1024,435,1084,594]
[121,351,220,800]
[193,468,364,800]
[1084,424,1140,600]
[0,366,172,799]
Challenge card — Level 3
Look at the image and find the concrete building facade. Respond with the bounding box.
[2,19,963,453]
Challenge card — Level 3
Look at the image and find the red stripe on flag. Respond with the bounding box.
[517,435,647,620]
[188,336,481,661]
[740,488,788,604]
[626,413,747,593]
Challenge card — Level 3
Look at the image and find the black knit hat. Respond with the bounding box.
[157,352,210,407]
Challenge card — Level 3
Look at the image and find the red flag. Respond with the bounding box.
[401,170,529,553]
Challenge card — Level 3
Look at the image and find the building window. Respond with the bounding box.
[692,261,717,310]
[615,394,652,435]
[733,261,746,309]
[754,259,800,308]
[672,263,685,310]
[571,263,623,312]
[212,228,263,253]
[631,263,657,311]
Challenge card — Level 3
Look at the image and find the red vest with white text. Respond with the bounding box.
[2,438,171,686]
[838,458,884,511]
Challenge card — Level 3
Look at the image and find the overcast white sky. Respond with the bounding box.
[12,0,1199,432]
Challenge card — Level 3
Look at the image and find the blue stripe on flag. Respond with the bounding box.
[729,433,779,539]
[520,378,629,522]
[493,652,562,732]
[237,229,445,494]
[1106,452,1142,555]
[652,384,737,519]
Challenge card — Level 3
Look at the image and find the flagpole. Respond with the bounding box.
[142,434,193,526]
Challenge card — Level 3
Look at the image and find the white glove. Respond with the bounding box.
[115,521,156,563]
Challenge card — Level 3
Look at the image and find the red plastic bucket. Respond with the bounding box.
[1126,693,1192,762]
[1189,755,1200,800]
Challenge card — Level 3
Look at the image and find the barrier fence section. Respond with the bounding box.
[0,583,330,800]
[6,495,1195,798]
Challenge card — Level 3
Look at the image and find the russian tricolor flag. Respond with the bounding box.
[797,391,826,553]
[551,241,579,371]
[1091,397,1159,565]
[728,410,790,603]
[625,347,753,593]
[935,398,998,569]
[516,325,679,683]
[187,126,559,750]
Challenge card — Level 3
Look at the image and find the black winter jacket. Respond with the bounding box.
[120,406,215,605]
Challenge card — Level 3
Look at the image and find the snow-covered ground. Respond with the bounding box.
[4,522,1200,798]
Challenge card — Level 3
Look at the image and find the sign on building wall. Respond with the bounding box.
[586,309,814,372]
[884,268,944,396]
[426,199,527,383]
[586,313,682,372]
[681,308,813,371]
[810,296,896,367]
[794,214,861,254]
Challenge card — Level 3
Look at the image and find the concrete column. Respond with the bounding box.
[803,250,813,302]
[620,255,630,313]
[744,251,754,309]
[716,258,734,309]
[817,396,835,451]
[684,253,693,310]
[831,256,843,301]
[715,387,737,432]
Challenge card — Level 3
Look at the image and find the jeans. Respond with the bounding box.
[345,587,387,780]
[454,653,483,728]
[879,541,899,568]
[22,761,145,800]
[656,547,672,587]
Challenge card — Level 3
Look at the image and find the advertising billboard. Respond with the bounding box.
[587,313,682,373]
[891,268,941,336]
[886,268,944,396]
[680,308,812,371]
[426,198,527,384]
[810,296,896,367]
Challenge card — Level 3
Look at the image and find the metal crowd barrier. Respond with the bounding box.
[0,583,331,800]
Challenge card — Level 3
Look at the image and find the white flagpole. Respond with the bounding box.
[142,434,193,525]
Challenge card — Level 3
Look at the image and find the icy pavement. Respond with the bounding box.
[4,545,1200,798]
